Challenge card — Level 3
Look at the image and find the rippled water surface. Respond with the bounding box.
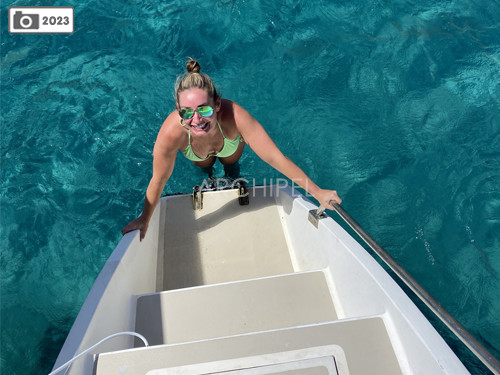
[1,0,499,373]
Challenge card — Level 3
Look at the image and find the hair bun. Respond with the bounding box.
[186,58,201,74]
[175,58,218,102]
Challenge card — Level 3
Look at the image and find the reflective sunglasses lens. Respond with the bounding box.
[197,106,213,117]
[179,109,194,119]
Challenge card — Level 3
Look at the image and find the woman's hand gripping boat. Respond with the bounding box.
[51,183,500,375]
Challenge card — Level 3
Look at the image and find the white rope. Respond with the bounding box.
[48,331,149,375]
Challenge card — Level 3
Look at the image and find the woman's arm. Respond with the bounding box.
[121,117,180,240]
[233,103,341,208]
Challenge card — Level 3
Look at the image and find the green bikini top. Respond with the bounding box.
[181,120,243,162]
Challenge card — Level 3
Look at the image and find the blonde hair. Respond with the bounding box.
[175,58,219,103]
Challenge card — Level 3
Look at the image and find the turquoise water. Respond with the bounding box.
[1,0,499,373]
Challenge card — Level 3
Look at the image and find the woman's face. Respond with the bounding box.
[177,88,220,136]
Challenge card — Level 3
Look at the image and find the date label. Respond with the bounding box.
[9,7,74,34]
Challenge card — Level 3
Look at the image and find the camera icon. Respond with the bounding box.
[13,11,39,30]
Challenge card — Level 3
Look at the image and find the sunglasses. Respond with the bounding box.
[178,105,214,120]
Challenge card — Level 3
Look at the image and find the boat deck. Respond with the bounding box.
[97,316,400,374]
[136,271,338,345]
[95,187,402,374]
[55,186,468,374]
[159,189,294,290]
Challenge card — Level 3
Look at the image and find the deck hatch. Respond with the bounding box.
[145,355,341,375]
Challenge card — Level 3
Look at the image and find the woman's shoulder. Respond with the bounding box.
[221,98,245,111]
[155,110,187,151]
[220,99,251,122]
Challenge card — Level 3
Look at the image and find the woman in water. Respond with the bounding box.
[122,59,342,240]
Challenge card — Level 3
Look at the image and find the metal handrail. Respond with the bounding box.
[312,203,500,375]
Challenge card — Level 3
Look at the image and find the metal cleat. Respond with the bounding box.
[236,180,249,206]
[192,185,203,210]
